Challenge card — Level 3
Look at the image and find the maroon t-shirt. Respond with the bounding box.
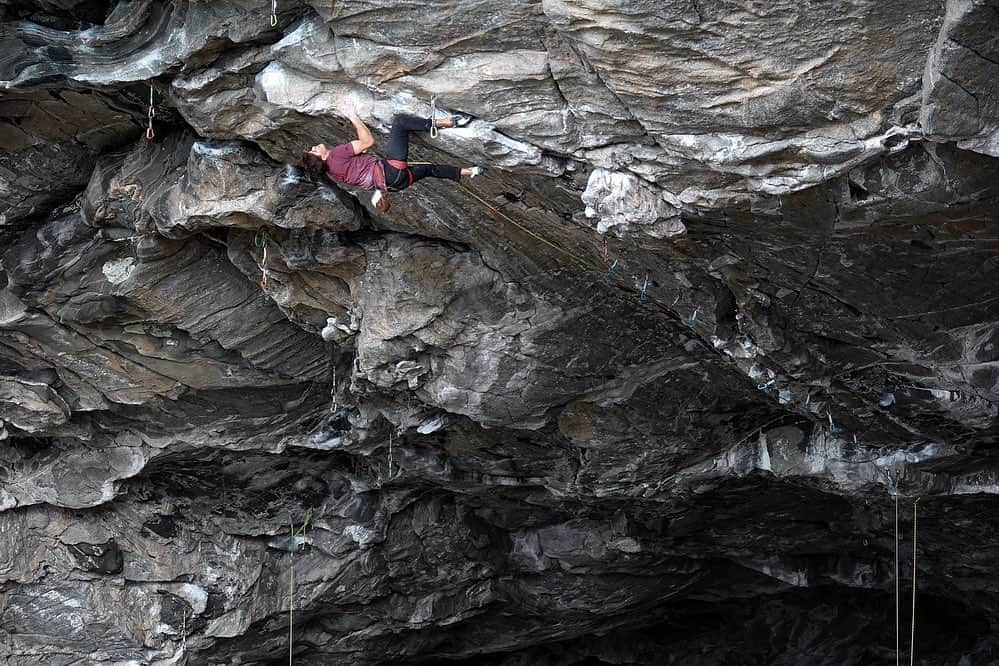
[325,143,380,190]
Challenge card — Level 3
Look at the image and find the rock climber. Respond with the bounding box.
[302,103,485,212]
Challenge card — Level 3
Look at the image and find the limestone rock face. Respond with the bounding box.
[1,1,998,664]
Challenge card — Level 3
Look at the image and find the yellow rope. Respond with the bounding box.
[457,183,605,273]
[909,498,920,666]
[451,181,806,420]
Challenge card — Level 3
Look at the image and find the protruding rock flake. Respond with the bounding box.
[1,1,998,664]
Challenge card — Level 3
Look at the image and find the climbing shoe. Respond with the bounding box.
[469,166,486,178]
[450,113,474,128]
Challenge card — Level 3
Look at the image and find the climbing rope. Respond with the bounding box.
[146,85,155,141]
[270,0,278,27]
[388,430,394,478]
[289,516,295,665]
[886,469,899,666]
[451,180,862,433]
[910,498,920,666]
[254,228,270,287]
[429,96,439,139]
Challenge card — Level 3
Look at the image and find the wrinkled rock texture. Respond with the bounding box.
[1,0,998,664]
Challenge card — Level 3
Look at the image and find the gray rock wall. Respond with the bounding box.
[1,0,998,664]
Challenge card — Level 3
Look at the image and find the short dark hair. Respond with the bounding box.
[302,152,325,180]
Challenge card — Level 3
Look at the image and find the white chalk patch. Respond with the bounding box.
[102,257,136,284]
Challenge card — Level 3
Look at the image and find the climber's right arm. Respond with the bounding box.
[345,105,374,154]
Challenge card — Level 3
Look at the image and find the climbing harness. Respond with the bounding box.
[145,85,155,141]
[910,498,920,666]
[429,96,439,139]
[270,0,278,27]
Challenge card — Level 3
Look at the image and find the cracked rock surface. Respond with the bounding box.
[1,1,998,664]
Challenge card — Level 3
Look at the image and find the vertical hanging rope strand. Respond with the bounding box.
[909,498,920,666]
[388,430,394,479]
[289,517,295,666]
[895,484,900,666]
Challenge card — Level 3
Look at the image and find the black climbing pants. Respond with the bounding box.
[382,114,461,191]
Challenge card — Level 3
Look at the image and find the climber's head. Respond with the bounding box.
[302,144,328,180]
[371,190,390,212]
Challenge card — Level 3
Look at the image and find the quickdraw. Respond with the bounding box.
[429,95,439,139]
[270,0,278,26]
[145,85,155,141]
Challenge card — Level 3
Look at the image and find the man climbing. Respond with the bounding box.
[302,103,485,212]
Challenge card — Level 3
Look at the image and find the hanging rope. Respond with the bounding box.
[388,430,394,478]
[145,85,155,141]
[288,516,295,666]
[910,497,920,666]
[429,95,439,139]
[886,469,899,666]
[270,0,278,26]
[254,228,270,287]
